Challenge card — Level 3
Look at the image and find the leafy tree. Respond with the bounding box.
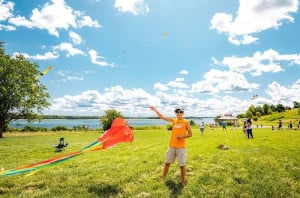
[214,115,221,123]
[255,106,264,117]
[190,120,196,126]
[100,109,124,131]
[245,110,253,118]
[0,42,50,138]
[293,101,300,108]
[263,104,272,115]
[245,105,255,118]
[276,104,285,113]
[237,113,246,118]
[270,104,277,112]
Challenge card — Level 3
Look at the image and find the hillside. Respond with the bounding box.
[259,108,300,121]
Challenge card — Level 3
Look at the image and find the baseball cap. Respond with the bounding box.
[175,107,184,112]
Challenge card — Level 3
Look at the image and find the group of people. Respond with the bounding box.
[272,120,300,130]
[199,118,253,139]
[148,106,300,188]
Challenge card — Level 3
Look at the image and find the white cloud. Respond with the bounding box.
[57,70,67,77]
[57,70,84,82]
[191,81,218,94]
[265,80,300,106]
[210,0,298,45]
[13,51,59,60]
[0,23,15,31]
[46,78,300,117]
[175,78,184,82]
[167,80,189,89]
[0,0,14,21]
[49,86,156,115]
[153,77,189,92]
[77,15,101,28]
[0,0,15,31]
[180,70,189,75]
[12,42,86,60]
[69,31,82,45]
[228,35,259,45]
[202,69,259,93]
[114,0,149,15]
[54,42,84,57]
[153,83,169,92]
[212,57,221,65]
[88,49,114,67]
[154,69,259,95]
[44,85,253,117]
[218,49,300,76]
[7,0,100,37]
[62,76,84,82]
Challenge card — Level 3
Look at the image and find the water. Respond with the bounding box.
[9,118,215,129]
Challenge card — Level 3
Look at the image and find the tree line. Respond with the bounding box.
[238,101,300,121]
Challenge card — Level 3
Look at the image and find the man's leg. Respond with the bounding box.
[163,163,171,180]
[180,166,186,186]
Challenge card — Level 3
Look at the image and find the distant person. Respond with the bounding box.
[246,117,254,139]
[199,122,205,136]
[232,122,236,130]
[221,121,226,131]
[243,119,247,134]
[278,119,283,131]
[288,121,293,130]
[150,106,192,187]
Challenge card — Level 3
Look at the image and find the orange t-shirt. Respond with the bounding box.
[169,118,188,148]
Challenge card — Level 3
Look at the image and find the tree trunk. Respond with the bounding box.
[0,126,3,138]
[0,119,6,138]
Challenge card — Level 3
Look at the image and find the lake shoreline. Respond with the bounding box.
[40,115,215,119]
[9,118,216,129]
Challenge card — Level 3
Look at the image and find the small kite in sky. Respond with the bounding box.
[145,31,169,43]
[35,66,53,80]
[252,94,258,100]
[0,118,134,177]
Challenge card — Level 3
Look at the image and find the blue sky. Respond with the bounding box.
[1,0,300,117]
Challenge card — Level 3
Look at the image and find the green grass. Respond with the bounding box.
[0,128,300,197]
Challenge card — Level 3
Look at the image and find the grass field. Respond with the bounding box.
[0,127,299,198]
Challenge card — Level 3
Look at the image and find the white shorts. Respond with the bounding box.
[165,147,187,167]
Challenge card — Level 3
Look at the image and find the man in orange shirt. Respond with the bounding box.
[150,106,193,187]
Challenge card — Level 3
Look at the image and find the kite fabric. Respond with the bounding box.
[35,66,53,80]
[0,118,134,178]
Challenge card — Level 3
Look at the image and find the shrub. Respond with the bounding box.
[166,124,172,130]
[72,125,85,131]
[21,125,48,132]
[100,109,124,131]
[51,126,69,131]
[190,120,196,126]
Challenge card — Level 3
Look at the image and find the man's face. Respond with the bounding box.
[175,110,184,119]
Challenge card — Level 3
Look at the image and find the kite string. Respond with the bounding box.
[0,118,134,178]
[0,140,104,177]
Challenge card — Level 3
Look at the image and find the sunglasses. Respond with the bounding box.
[175,110,184,114]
